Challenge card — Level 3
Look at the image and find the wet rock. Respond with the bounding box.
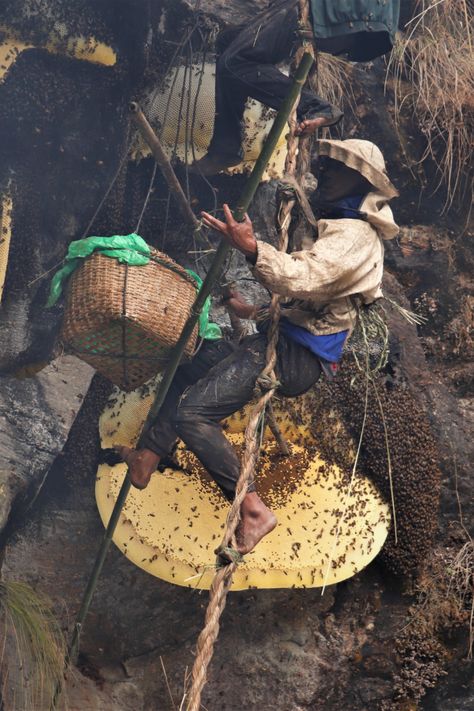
[358,677,393,702]
[0,356,93,534]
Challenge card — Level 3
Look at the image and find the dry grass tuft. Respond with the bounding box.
[446,540,474,658]
[310,52,355,115]
[387,0,474,212]
[0,580,67,710]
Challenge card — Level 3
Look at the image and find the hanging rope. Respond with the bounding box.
[185,243,287,711]
[185,4,315,709]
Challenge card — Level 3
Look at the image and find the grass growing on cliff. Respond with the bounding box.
[0,580,66,710]
[309,53,355,117]
[447,539,474,659]
[387,0,474,212]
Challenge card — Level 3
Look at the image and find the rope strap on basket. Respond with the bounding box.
[185,3,315,709]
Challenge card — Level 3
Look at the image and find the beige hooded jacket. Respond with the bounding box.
[251,139,400,335]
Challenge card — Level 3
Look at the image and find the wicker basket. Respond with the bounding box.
[61,248,199,391]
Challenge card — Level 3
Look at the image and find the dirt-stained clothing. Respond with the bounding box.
[210,1,333,159]
[252,189,399,335]
[208,0,400,159]
[143,333,322,499]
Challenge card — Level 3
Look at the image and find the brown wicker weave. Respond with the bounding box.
[61,248,199,391]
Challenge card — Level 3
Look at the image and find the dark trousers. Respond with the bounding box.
[143,333,322,499]
[209,1,333,157]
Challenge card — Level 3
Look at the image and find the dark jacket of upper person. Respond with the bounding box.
[225,0,401,63]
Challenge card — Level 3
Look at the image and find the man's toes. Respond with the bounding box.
[129,474,150,491]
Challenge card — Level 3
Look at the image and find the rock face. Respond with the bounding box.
[0,357,93,536]
[186,0,267,23]
[0,1,472,710]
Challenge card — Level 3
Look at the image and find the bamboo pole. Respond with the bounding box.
[131,97,292,458]
[52,50,314,709]
[130,101,201,231]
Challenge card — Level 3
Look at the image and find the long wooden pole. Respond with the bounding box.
[133,104,290,452]
[130,102,202,232]
[53,50,314,709]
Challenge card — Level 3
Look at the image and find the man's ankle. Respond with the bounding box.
[242,491,265,514]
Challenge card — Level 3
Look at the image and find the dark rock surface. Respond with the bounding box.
[0,357,93,536]
[0,1,472,710]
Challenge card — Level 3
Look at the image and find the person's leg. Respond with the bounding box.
[191,24,250,170]
[220,59,341,138]
[169,333,277,553]
[117,339,235,489]
[226,5,337,128]
[171,334,267,497]
[202,4,300,162]
[193,2,342,174]
[202,56,249,162]
[169,331,323,554]
[275,332,322,397]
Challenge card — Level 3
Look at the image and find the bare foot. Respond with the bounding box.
[235,492,277,555]
[295,109,344,136]
[115,446,160,490]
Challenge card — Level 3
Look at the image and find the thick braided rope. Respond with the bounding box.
[186,190,295,711]
[185,5,311,709]
[186,220,292,711]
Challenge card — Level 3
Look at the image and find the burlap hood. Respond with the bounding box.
[317,138,399,200]
[358,191,399,241]
[316,138,399,241]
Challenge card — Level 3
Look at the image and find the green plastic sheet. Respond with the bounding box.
[186,270,222,341]
[47,234,221,340]
[46,234,150,307]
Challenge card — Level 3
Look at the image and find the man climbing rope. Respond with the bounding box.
[191,0,400,175]
[118,138,399,555]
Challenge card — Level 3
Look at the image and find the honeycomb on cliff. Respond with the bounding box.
[0,0,126,304]
[136,57,289,179]
[95,377,391,591]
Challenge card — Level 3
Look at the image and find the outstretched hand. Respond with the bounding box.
[201,204,257,260]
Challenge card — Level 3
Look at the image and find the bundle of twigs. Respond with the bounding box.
[309,52,356,119]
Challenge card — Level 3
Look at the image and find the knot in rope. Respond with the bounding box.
[296,23,314,41]
[215,546,244,567]
[256,374,280,392]
[278,182,297,200]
